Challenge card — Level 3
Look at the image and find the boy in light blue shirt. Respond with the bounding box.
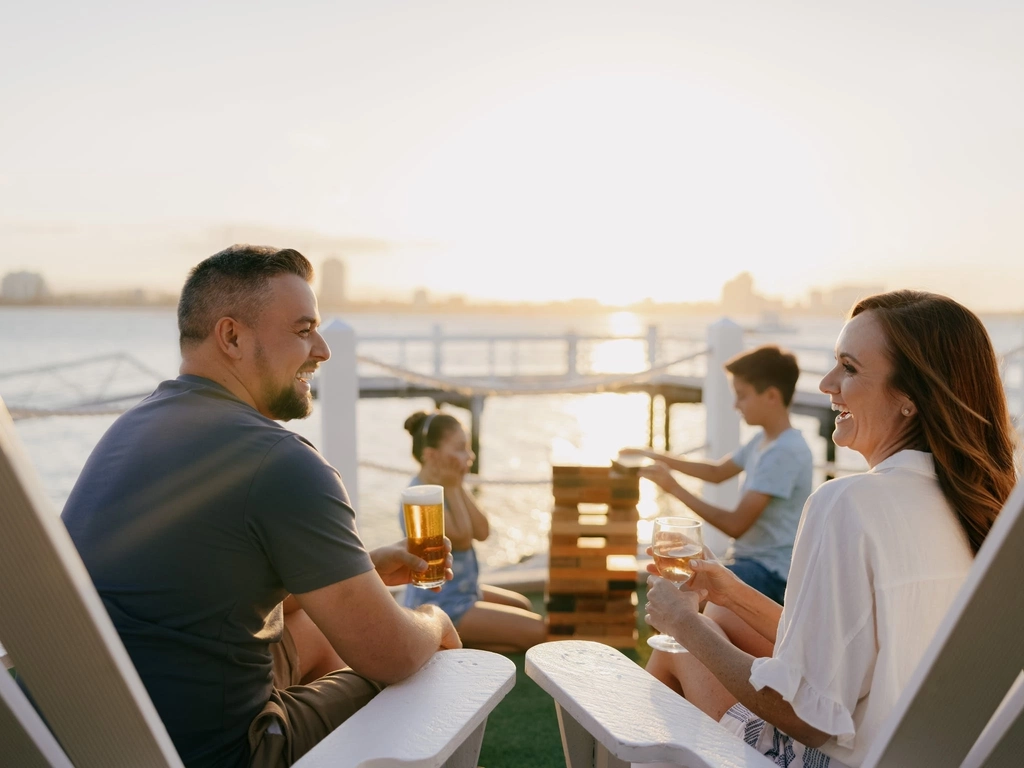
[621,344,812,604]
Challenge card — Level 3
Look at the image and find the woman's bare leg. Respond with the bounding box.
[480,583,534,611]
[702,602,775,658]
[455,601,547,653]
[645,616,740,722]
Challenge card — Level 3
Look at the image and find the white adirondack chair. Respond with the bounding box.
[0,397,516,768]
[526,476,1024,768]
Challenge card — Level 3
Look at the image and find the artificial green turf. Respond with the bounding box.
[476,585,651,768]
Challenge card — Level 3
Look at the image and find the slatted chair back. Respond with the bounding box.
[0,398,184,767]
[526,476,1024,768]
[862,477,1024,767]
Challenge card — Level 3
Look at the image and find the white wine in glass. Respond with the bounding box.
[647,516,704,653]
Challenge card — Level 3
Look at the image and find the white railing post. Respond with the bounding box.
[647,325,659,368]
[320,319,360,512]
[566,331,578,377]
[433,324,444,376]
[703,318,744,556]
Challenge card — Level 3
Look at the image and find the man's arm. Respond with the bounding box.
[294,570,461,685]
[621,448,742,484]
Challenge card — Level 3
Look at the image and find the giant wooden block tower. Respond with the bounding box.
[545,464,640,648]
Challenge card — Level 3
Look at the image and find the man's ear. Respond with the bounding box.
[212,316,245,360]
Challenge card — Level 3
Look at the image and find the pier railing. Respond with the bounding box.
[3,321,1023,520]
[355,324,706,379]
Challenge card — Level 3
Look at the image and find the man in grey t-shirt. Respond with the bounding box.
[621,344,813,604]
[62,245,461,768]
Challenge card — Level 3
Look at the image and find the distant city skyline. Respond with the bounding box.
[7,263,1012,320]
[3,2,1023,311]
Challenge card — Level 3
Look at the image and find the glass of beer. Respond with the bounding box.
[647,516,704,653]
[401,484,447,589]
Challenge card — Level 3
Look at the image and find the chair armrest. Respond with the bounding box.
[525,640,772,768]
[294,649,516,768]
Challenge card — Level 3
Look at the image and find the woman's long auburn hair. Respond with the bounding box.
[852,290,1017,554]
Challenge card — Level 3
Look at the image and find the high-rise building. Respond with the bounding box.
[1,271,49,302]
[721,272,762,315]
[319,258,347,309]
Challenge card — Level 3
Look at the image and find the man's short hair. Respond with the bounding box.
[724,344,800,406]
[178,244,314,349]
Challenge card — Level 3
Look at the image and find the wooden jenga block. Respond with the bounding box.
[550,518,637,537]
[552,485,640,505]
[545,629,638,649]
[552,465,612,479]
[546,611,638,626]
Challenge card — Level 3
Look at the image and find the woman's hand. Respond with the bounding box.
[685,555,743,609]
[645,574,704,642]
[645,545,738,610]
[370,537,455,591]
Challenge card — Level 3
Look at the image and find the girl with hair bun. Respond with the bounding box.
[400,410,547,653]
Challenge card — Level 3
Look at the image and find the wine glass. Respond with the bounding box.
[647,516,704,653]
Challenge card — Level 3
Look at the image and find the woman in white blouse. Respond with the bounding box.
[643,290,1017,768]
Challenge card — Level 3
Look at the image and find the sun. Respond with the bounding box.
[376,73,833,306]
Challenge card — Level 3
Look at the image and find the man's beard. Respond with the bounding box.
[255,343,313,421]
[265,382,312,421]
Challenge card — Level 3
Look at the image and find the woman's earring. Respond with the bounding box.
[902,406,912,416]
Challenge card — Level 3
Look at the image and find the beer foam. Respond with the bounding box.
[401,484,444,505]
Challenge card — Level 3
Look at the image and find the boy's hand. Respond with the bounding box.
[638,461,677,491]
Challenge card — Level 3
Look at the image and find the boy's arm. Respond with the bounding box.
[620,447,742,484]
[638,462,770,538]
[675,487,771,539]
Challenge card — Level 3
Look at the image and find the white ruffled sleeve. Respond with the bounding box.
[749,480,877,748]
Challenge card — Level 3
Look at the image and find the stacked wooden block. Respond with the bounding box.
[545,464,640,648]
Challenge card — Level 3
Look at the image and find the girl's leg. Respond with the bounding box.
[455,601,547,653]
[645,615,739,722]
[480,583,534,611]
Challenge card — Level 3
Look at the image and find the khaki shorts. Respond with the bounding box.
[248,626,383,768]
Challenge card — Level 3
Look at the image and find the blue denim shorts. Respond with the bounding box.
[726,557,787,604]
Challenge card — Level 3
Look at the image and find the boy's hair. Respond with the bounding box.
[724,345,800,406]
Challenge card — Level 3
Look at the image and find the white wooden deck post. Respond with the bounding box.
[567,331,578,377]
[647,324,659,368]
[703,318,743,556]
[320,319,359,512]
[433,324,444,376]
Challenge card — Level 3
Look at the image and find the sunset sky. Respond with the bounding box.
[2,1,1022,309]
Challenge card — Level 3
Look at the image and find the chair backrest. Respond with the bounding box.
[0,398,183,767]
[863,476,1024,768]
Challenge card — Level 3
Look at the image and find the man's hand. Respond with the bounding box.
[370,537,454,591]
[416,604,463,650]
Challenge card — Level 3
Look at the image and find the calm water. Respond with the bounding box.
[2,306,1021,571]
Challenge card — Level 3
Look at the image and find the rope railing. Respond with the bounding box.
[354,346,710,398]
